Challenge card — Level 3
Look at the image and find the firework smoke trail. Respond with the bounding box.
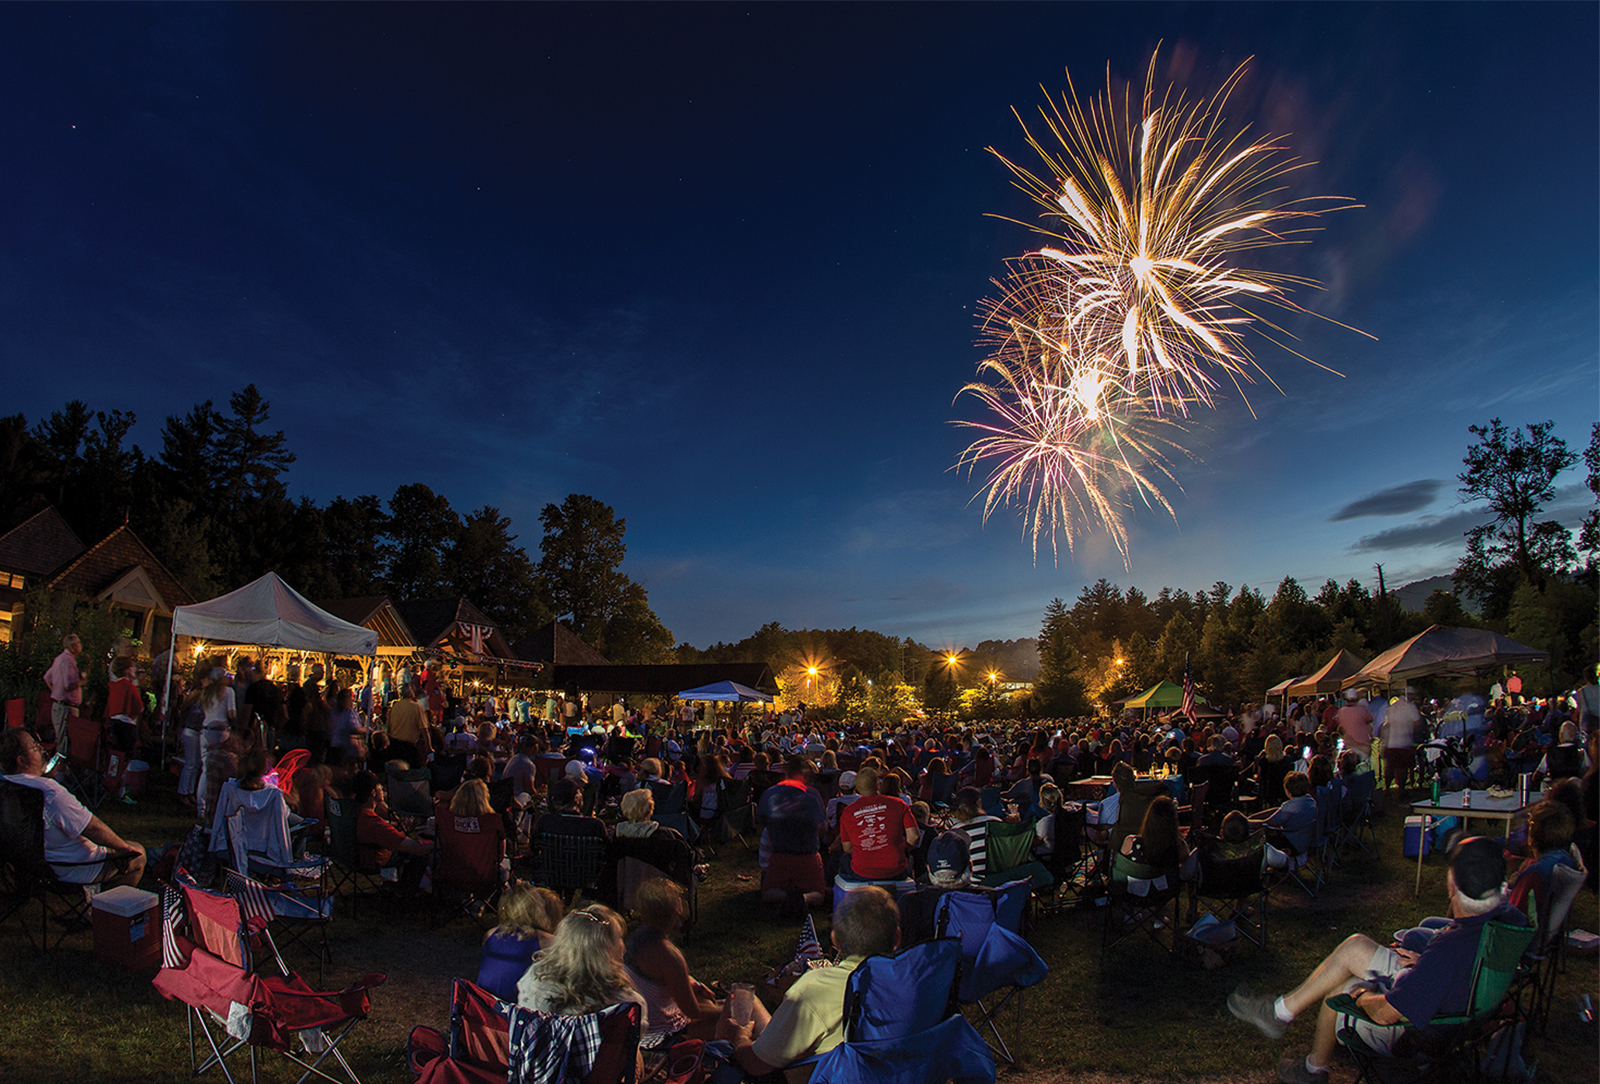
[957,49,1364,565]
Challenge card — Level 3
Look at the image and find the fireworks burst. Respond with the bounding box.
[958,49,1364,565]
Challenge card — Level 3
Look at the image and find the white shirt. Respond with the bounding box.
[3,773,105,880]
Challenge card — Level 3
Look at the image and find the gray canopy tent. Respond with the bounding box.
[1349,625,1549,686]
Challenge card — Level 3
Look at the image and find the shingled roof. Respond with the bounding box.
[46,523,195,608]
[0,507,86,578]
[319,596,419,652]
[512,621,610,667]
[396,596,516,660]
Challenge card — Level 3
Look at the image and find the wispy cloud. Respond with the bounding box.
[1350,509,1486,554]
[1330,479,1442,521]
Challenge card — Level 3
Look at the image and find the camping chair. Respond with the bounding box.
[1102,851,1183,956]
[222,809,334,982]
[718,775,755,848]
[1335,771,1380,860]
[0,778,115,951]
[430,753,468,793]
[507,1000,642,1084]
[977,818,1052,896]
[977,785,1003,818]
[407,977,513,1084]
[529,828,608,905]
[1327,917,1536,1084]
[152,878,387,1084]
[935,879,1047,1065]
[607,832,697,929]
[322,796,386,918]
[1039,803,1098,912]
[267,750,310,795]
[432,804,506,929]
[809,938,995,1084]
[62,714,108,809]
[1180,780,1209,834]
[385,766,434,824]
[1188,830,1269,949]
[1515,862,1587,1036]
[648,779,695,842]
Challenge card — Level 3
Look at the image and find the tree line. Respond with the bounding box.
[0,390,674,662]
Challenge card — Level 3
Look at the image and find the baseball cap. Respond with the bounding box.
[928,830,972,885]
[1450,836,1506,901]
[838,770,858,791]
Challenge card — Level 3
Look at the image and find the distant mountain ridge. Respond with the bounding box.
[1390,574,1477,615]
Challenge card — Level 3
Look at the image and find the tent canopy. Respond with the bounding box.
[1350,625,1549,684]
[1266,675,1307,697]
[173,572,378,656]
[676,680,774,704]
[1285,648,1369,697]
[1118,680,1209,709]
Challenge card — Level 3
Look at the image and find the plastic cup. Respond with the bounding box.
[730,983,755,1026]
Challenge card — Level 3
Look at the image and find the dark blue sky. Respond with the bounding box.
[3,3,1596,649]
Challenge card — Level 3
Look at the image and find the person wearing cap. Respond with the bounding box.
[1228,836,1525,1084]
[1333,689,1375,763]
[824,770,860,838]
[896,828,991,945]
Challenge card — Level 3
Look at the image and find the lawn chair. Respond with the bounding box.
[1101,851,1182,956]
[61,714,108,809]
[1334,772,1379,860]
[718,775,755,848]
[222,808,333,983]
[386,766,434,824]
[976,818,1052,893]
[935,879,1047,1065]
[607,831,697,929]
[0,778,115,951]
[408,977,513,1084]
[1516,862,1586,1036]
[323,795,386,918]
[507,1000,642,1084]
[1039,803,1098,912]
[1188,830,1269,949]
[1327,917,1535,1084]
[648,779,695,842]
[810,938,994,1084]
[433,803,506,929]
[529,828,608,906]
[152,877,387,1084]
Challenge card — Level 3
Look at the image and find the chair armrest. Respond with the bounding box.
[1324,993,1372,1022]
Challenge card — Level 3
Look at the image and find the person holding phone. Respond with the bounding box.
[0,730,146,889]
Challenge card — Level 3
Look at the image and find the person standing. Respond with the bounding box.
[1381,690,1421,794]
[44,633,84,756]
[1333,690,1375,762]
[385,681,431,767]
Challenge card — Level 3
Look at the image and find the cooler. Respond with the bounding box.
[92,885,160,969]
[123,759,150,798]
[1403,815,1432,857]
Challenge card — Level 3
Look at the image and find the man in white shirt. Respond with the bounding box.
[1,730,145,889]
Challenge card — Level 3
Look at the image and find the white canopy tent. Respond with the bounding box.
[160,572,378,750]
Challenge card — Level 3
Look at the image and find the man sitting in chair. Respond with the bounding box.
[718,886,900,1083]
[838,768,918,883]
[1227,836,1522,1084]
[1,730,146,889]
[351,769,434,889]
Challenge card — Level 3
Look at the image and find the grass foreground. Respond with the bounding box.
[1,772,1595,1083]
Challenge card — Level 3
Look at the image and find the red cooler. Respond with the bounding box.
[92,885,160,969]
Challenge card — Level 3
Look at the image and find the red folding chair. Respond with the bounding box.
[62,714,108,808]
[4,698,23,729]
[153,875,386,1084]
[408,978,513,1084]
[432,803,505,928]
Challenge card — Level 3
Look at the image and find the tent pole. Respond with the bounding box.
[159,617,178,770]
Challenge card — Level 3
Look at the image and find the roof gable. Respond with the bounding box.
[46,523,195,610]
[513,621,610,666]
[0,507,86,578]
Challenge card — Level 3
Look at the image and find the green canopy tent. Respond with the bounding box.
[1117,680,1212,718]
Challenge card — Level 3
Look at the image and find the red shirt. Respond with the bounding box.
[356,807,407,870]
[842,795,916,879]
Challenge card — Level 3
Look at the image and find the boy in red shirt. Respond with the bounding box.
[840,768,920,880]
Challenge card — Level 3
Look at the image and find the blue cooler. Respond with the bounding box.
[1403,815,1432,857]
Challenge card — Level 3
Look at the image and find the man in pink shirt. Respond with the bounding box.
[1334,689,1375,761]
[43,633,83,756]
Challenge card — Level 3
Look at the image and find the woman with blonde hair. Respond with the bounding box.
[1253,733,1293,808]
[192,659,236,817]
[450,777,496,817]
[517,905,644,1019]
[477,881,563,1001]
[626,878,723,1046]
[617,788,659,838]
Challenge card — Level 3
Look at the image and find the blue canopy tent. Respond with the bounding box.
[675,680,774,703]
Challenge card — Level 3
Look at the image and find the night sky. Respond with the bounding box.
[3,3,1595,650]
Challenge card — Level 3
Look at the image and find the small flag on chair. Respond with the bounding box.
[225,868,275,931]
[1181,656,1198,727]
[161,883,188,969]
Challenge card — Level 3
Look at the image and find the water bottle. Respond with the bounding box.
[1462,787,1470,810]
[1431,776,1441,806]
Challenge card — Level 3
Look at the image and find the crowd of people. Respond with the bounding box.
[11,632,1600,1082]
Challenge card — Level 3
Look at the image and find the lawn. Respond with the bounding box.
[2,772,1594,1084]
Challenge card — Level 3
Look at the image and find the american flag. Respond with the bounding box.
[161,883,188,970]
[224,868,275,932]
[1181,656,1198,726]
[793,913,825,964]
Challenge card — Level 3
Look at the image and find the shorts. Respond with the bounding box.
[1336,944,1407,1055]
[763,851,825,895]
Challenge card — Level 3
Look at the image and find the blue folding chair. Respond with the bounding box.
[810,938,994,1084]
[934,879,1048,1065]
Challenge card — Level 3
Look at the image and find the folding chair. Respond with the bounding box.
[977,818,1052,893]
[0,778,114,951]
[529,829,608,905]
[1101,851,1182,956]
[385,766,434,825]
[1188,830,1269,948]
[935,879,1047,1065]
[648,779,695,843]
[718,775,755,848]
[1327,918,1536,1084]
[152,876,387,1084]
[322,796,386,918]
[608,832,698,930]
[61,714,108,809]
[507,1000,642,1084]
[1515,862,1586,1036]
[222,809,333,983]
[432,804,506,928]
[1039,803,1098,912]
[809,938,995,1084]
[1335,772,1380,860]
[1180,780,1209,834]
[408,977,513,1084]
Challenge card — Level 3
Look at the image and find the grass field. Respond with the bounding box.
[2,772,1595,1083]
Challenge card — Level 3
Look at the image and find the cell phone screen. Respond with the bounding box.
[45,753,63,773]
